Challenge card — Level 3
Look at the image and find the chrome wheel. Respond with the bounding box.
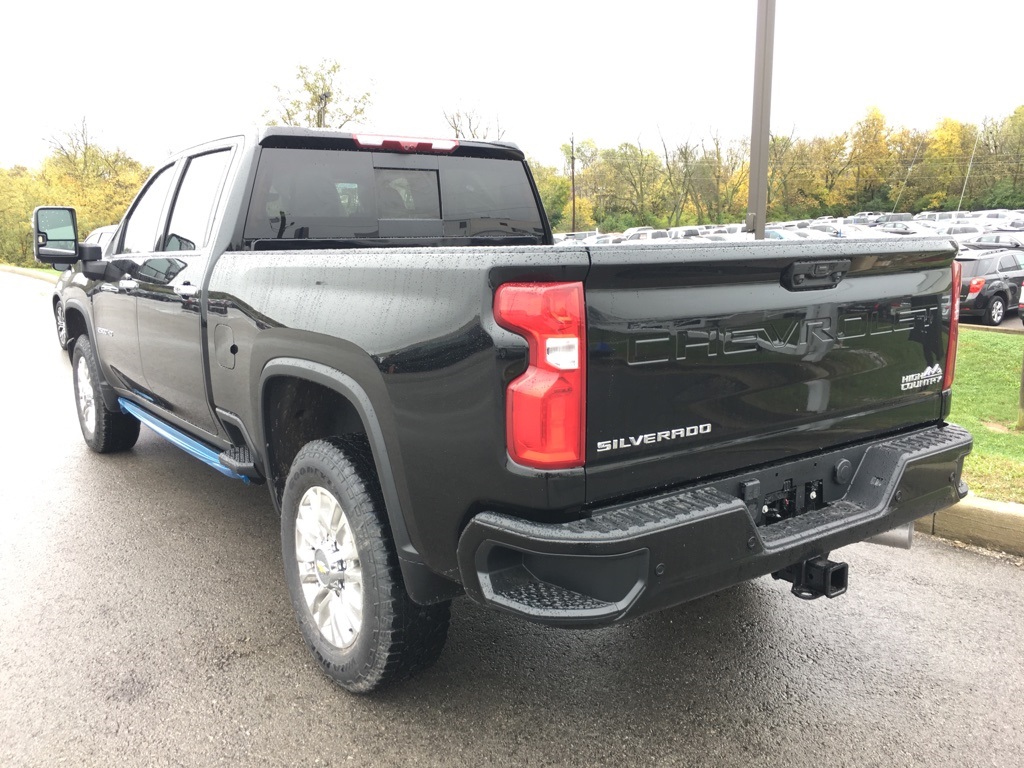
[281,438,451,691]
[76,354,96,436]
[294,485,363,649]
[55,303,67,348]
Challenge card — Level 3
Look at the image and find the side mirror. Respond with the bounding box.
[33,207,80,267]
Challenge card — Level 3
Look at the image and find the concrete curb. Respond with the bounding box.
[916,493,1024,557]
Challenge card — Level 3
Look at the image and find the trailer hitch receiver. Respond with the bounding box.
[772,556,848,600]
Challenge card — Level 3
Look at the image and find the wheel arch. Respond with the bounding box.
[257,358,459,605]
[62,297,121,411]
[61,300,91,355]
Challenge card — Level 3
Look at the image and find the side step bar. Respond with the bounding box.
[118,398,263,484]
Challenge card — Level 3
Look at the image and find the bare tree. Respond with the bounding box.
[443,109,504,140]
[661,137,700,226]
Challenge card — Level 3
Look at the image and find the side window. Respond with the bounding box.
[163,149,233,252]
[998,253,1019,272]
[118,165,175,254]
[243,148,377,242]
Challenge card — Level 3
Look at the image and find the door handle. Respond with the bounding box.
[174,283,200,298]
[118,278,139,291]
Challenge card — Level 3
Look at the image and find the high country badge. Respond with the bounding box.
[901,364,942,391]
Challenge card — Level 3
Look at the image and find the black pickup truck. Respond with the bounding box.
[35,127,972,693]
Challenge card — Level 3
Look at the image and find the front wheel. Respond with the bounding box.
[54,302,68,350]
[72,336,140,453]
[985,296,1006,326]
[281,437,450,693]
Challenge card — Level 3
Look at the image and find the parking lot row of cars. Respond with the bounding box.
[554,209,1024,328]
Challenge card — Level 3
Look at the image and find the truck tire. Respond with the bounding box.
[72,336,141,453]
[54,302,68,350]
[281,437,450,693]
[984,295,1006,326]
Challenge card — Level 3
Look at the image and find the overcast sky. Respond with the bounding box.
[4,0,1023,171]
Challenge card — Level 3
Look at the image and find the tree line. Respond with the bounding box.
[6,103,1024,267]
[533,106,1024,233]
[0,121,150,267]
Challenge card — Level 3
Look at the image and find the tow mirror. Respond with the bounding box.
[33,207,79,268]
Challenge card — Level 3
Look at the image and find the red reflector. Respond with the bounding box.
[944,260,961,391]
[353,134,459,153]
[494,283,586,469]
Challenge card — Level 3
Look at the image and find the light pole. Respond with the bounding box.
[746,0,776,240]
[317,91,331,129]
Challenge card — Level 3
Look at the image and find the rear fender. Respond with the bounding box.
[257,357,459,604]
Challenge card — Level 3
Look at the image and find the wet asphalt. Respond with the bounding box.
[1,271,1023,767]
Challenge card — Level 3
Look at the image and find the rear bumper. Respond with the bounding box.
[457,424,972,627]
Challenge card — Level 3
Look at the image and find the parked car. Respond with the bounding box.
[808,223,843,236]
[668,226,702,239]
[876,221,934,236]
[956,249,1024,325]
[875,212,914,225]
[764,228,805,240]
[932,224,988,241]
[913,211,960,224]
[623,229,670,242]
[960,233,1024,250]
[83,224,118,250]
[32,126,975,694]
[581,233,623,245]
[834,223,890,239]
[972,209,1018,223]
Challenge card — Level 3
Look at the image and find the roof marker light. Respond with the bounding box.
[353,134,459,153]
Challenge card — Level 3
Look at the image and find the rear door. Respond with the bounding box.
[583,238,957,503]
[996,251,1024,305]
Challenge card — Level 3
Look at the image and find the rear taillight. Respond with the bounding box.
[494,282,586,469]
[967,277,986,296]
[943,260,961,391]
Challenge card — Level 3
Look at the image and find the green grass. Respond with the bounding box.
[949,327,1024,504]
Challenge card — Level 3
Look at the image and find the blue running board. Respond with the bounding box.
[118,397,251,484]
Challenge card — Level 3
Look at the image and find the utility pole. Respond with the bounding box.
[745,0,776,240]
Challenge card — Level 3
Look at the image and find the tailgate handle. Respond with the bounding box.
[782,259,851,291]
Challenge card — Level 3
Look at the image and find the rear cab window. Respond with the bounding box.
[242,133,547,248]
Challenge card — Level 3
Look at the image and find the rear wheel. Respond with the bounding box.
[281,437,450,693]
[985,295,1006,326]
[72,336,140,453]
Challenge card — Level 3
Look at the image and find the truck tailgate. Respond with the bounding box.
[584,238,957,503]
